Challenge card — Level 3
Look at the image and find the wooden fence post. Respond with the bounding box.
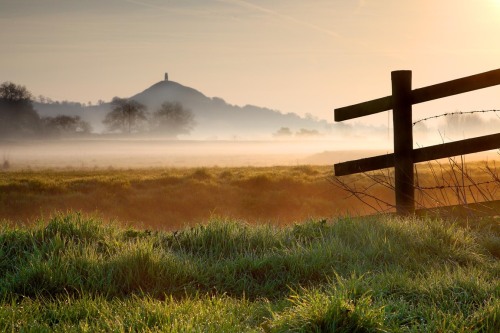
[391,70,415,215]
[334,68,500,217]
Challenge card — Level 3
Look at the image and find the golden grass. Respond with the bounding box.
[0,166,350,229]
[0,160,498,230]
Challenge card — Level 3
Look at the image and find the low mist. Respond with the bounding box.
[1,135,497,171]
[1,80,498,170]
[0,137,391,170]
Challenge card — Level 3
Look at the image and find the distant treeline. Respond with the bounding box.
[0,82,194,139]
[0,81,90,138]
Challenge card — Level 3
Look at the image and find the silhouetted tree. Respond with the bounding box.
[305,113,319,121]
[103,97,147,134]
[0,81,41,137]
[42,115,92,137]
[273,127,293,138]
[445,113,485,135]
[150,102,195,137]
[296,128,320,137]
[0,82,31,101]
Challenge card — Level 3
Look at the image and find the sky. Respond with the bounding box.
[1,0,499,127]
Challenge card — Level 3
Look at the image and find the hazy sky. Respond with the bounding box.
[1,0,499,125]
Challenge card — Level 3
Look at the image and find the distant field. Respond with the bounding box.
[0,166,349,229]
[0,159,498,230]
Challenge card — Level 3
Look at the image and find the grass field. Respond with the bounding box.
[0,165,356,230]
[1,160,497,229]
[0,161,498,331]
[0,213,498,332]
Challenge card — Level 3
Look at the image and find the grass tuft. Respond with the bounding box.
[0,213,498,331]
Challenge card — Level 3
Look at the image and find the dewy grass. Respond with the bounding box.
[0,213,499,332]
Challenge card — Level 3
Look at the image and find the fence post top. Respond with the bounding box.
[391,70,412,75]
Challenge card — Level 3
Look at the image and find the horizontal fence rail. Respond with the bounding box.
[335,133,500,176]
[333,68,500,215]
[335,68,500,121]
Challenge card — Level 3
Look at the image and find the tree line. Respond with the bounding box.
[103,97,195,137]
[0,82,195,139]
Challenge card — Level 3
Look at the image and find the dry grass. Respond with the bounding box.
[332,158,499,215]
[0,166,351,230]
[1,160,498,230]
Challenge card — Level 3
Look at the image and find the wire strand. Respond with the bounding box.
[412,109,500,126]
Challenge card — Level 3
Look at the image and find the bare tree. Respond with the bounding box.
[151,102,195,138]
[103,97,147,134]
[273,127,293,138]
[42,115,92,137]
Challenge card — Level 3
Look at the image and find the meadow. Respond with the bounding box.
[0,161,498,331]
[0,165,357,230]
[0,159,497,229]
[0,213,498,332]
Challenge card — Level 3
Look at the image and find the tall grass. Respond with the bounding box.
[2,162,497,229]
[1,213,498,332]
[0,166,340,229]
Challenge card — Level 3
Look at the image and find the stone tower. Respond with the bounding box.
[164,72,168,81]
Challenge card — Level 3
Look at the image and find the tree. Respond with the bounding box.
[273,127,293,138]
[0,81,41,137]
[103,97,147,134]
[296,128,320,137]
[445,113,484,136]
[42,115,92,137]
[150,102,195,137]
[0,81,32,102]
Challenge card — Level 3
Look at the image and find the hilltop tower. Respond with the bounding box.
[164,72,168,81]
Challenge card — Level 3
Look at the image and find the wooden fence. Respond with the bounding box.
[334,69,500,215]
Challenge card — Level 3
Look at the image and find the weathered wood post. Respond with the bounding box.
[391,70,414,215]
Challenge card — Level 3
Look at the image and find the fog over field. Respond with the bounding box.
[1,137,497,170]
[2,75,496,170]
[0,138,386,169]
[1,79,498,169]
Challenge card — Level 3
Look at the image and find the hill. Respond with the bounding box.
[34,79,337,139]
[131,79,334,138]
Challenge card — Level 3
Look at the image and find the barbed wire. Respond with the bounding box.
[412,109,500,126]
